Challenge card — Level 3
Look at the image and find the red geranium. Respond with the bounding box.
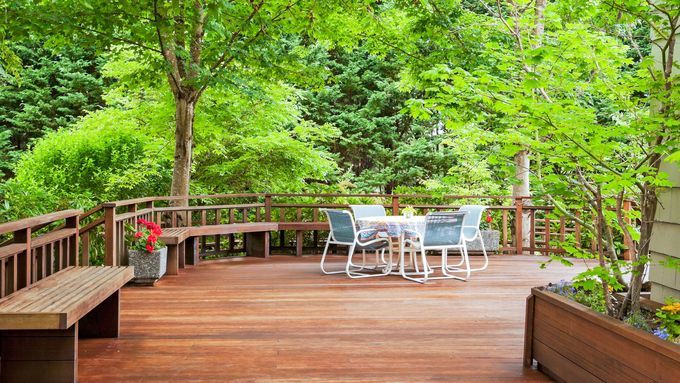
[126,219,165,253]
[486,212,493,223]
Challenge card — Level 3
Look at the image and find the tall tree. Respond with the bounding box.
[5,0,366,203]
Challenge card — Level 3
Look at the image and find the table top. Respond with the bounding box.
[356,215,425,223]
[356,215,426,237]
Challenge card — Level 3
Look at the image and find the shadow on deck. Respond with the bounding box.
[79,255,587,382]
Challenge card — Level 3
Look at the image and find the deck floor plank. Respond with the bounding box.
[79,255,588,382]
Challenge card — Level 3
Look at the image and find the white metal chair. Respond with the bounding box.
[350,204,386,219]
[454,205,489,272]
[400,212,469,284]
[320,209,392,278]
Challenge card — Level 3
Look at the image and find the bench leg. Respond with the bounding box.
[178,241,186,269]
[245,232,270,258]
[79,290,120,338]
[185,237,199,266]
[0,324,77,383]
[167,244,179,275]
[296,230,304,257]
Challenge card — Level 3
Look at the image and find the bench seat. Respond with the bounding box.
[0,266,133,382]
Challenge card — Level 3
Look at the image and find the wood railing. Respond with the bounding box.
[0,209,81,298]
[68,193,619,266]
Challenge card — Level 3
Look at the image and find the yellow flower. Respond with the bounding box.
[661,303,680,315]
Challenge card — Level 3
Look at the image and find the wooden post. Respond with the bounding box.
[523,293,536,367]
[391,196,399,216]
[264,194,272,222]
[104,205,117,266]
[515,197,524,255]
[13,228,31,291]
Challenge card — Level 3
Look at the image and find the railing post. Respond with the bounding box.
[391,195,399,215]
[264,194,272,222]
[515,197,524,255]
[104,204,117,266]
[13,227,31,290]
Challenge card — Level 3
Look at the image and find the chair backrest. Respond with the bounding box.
[350,204,386,219]
[422,212,466,247]
[458,205,488,236]
[322,209,357,244]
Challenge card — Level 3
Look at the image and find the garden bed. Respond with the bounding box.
[524,286,680,383]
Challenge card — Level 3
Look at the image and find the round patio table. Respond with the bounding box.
[355,215,426,276]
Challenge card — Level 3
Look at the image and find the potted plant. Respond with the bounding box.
[126,219,167,285]
[402,205,417,219]
[467,211,500,253]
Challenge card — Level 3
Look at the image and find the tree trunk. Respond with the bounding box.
[170,94,196,208]
[513,149,531,251]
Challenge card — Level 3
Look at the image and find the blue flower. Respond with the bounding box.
[653,328,670,341]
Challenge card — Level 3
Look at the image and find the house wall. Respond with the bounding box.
[650,161,680,302]
[648,18,680,303]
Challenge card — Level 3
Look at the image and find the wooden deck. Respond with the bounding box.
[78,255,590,382]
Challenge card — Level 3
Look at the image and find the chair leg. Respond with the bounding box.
[441,248,468,281]
[347,245,391,279]
[320,235,344,275]
[469,231,489,271]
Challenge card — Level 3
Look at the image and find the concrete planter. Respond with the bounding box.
[128,247,167,285]
[524,287,680,382]
[466,229,500,252]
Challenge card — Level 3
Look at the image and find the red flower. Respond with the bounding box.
[148,234,157,243]
[138,218,149,225]
[486,213,492,223]
[145,244,155,252]
[134,231,144,239]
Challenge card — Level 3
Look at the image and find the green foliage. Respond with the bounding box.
[0,114,172,220]
[0,40,104,176]
[625,311,652,332]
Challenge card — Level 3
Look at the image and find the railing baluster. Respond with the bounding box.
[544,215,551,255]
[502,209,508,253]
[530,209,536,252]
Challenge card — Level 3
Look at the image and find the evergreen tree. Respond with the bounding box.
[301,47,449,193]
[0,40,104,176]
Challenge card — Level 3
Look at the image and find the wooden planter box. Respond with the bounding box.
[524,287,680,383]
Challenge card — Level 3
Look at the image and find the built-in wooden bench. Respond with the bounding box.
[278,222,329,256]
[159,223,279,273]
[0,210,136,382]
[0,266,133,382]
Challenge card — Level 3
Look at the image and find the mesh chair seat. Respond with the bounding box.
[357,241,389,251]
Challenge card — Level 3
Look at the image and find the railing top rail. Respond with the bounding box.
[0,209,82,235]
[103,194,265,207]
[153,203,265,212]
[102,193,534,207]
